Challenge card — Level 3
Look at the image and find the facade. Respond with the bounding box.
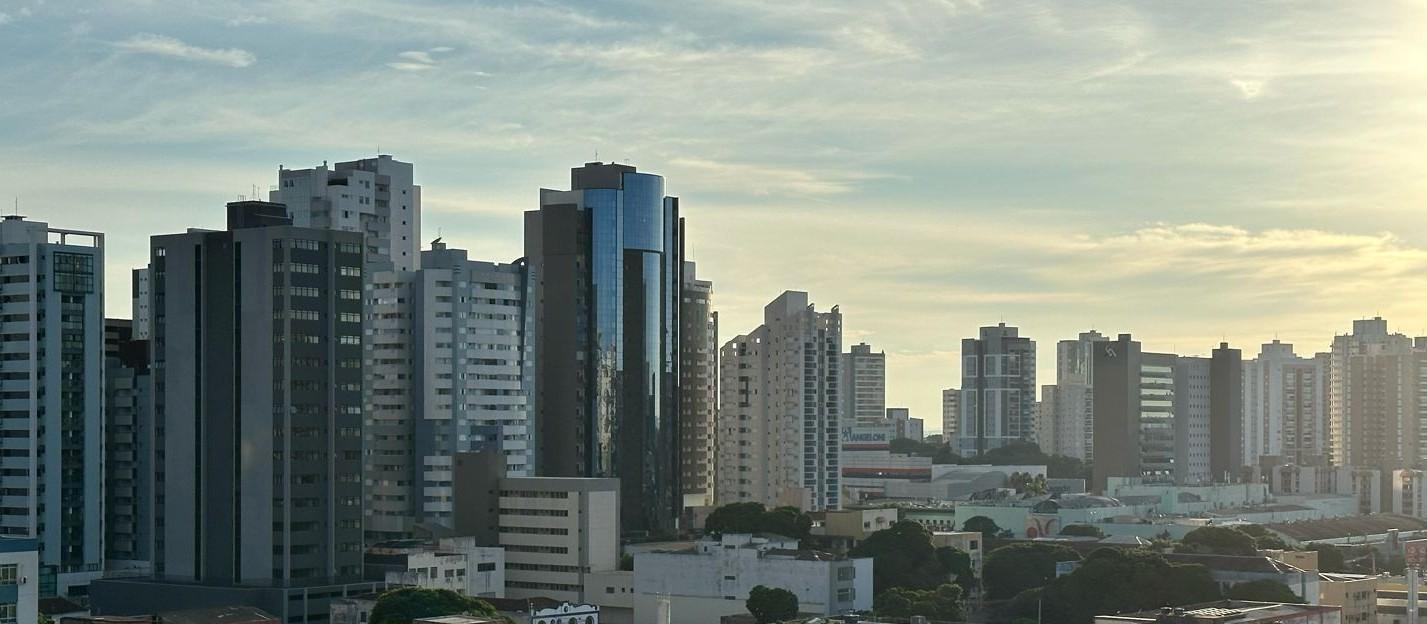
[147,202,365,584]
[1055,331,1106,461]
[631,534,872,624]
[364,241,529,540]
[1316,573,1376,624]
[102,319,152,571]
[451,451,620,604]
[0,538,39,624]
[0,216,104,596]
[1209,343,1244,481]
[130,267,151,339]
[679,262,717,509]
[1092,334,1142,491]
[524,161,683,534]
[842,343,886,426]
[1327,317,1416,469]
[886,407,923,441]
[363,537,503,598]
[1391,469,1427,518]
[1243,340,1328,466]
[272,154,421,271]
[1266,464,1383,515]
[716,291,842,511]
[959,323,1037,456]
[941,388,960,443]
[1037,385,1058,455]
[1174,357,1212,485]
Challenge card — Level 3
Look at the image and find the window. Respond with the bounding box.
[0,603,14,624]
[0,563,16,585]
[837,587,856,602]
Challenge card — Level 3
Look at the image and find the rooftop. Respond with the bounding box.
[1095,600,1342,624]
[1161,553,1305,574]
[1265,513,1427,542]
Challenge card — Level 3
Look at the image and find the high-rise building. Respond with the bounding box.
[102,319,152,571]
[130,267,151,339]
[1092,334,1143,491]
[1172,356,1213,485]
[363,241,530,541]
[0,215,105,596]
[1242,340,1328,466]
[941,388,960,444]
[147,202,365,584]
[1209,342,1243,481]
[524,162,683,534]
[886,407,923,441]
[1037,385,1058,455]
[679,262,717,509]
[1327,317,1417,468]
[958,323,1037,457]
[716,291,842,511]
[1054,330,1106,460]
[842,343,886,426]
[272,155,420,271]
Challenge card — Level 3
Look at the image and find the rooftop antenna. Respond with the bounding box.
[594,149,599,162]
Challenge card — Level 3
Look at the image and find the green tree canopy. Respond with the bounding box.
[747,585,799,624]
[936,545,978,591]
[1309,544,1346,573]
[961,515,1003,540]
[982,542,1083,600]
[1234,524,1289,551]
[1226,580,1301,603]
[1177,526,1259,556]
[850,520,963,594]
[368,588,501,624]
[1012,548,1222,624]
[1059,524,1104,538]
[705,503,813,540]
[1009,472,1050,496]
[874,584,965,621]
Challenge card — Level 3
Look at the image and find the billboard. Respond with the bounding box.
[1405,538,1427,570]
[842,424,894,451]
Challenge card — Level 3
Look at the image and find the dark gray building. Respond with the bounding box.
[1092,334,1142,492]
[103,318,152,570]
[524,162,683,534]
[958,323,1037,457]
[1210,342,1244,481]
[148,201,366,584]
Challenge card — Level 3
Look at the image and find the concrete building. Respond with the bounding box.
[272,154,420,271]
[842,343,886,426]
[959,323,1037,457]
[716,291,842,511]
[1267,464,1383,515]
[363,537,503,598]
[1174,357,1212,485]
[810,508,899,546]
[524,162,684,535]
[0,215,104,596]
[452,451,620,604]
[1243,341,1328,466]
[930,531,984,579]
[102,319,151,573]
[363,241,529,540]
[1391,469,1427,518]
[1315,573,1376,624]
[1210,343,1244,482]
[130,267,150,339]
[941,388,960,443]
[1055,331,1107,461]
[144,201,366,584]
[1038,385,1058,455]
[886,407,923,442]
[1327,317,1417,469]
[680,262,717,510]
[1,538,39,624]
[631,534,872,624]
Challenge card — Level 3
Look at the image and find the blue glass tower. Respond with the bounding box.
[525,162,683,534]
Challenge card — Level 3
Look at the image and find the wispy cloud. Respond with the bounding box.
[114,33,256,68]
[0,12,12,26]
[225,15,269,27]
[387,48,455,72]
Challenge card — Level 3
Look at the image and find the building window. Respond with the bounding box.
[0,564,16,585]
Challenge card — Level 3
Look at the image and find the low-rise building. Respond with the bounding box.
[632,534,872,624]
[811,508,898,547]
[1263,514,1427,547]
[364,538,504,598]
[1161,554,1319,603]
[1,538,39,624]
[1315,573,1376,624]
[1093,600,1341,624]
[930,532,983,578]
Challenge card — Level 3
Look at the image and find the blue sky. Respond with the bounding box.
[5,0,1427,429]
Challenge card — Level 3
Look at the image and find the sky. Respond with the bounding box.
[4,0,1427,431]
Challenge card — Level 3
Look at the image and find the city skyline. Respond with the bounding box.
[7,1,1427,428]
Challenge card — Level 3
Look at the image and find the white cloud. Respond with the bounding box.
[225,15,270,27]
[1232,78,1265,99]
[0,12,12,26]
[114,33,256,68]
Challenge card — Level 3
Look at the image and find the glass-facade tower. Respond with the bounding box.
[525,162,682,534]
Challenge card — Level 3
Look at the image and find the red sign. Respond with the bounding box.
[1404,539,1427,570]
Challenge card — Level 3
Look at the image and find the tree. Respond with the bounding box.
[874,584,965,621]
[747,585,799,624]
[705,502,812,540]
[1059,524,1104,538]
[982,542,1082,600]
[1234,524,1288,551]
[936,545,978,591]
[1177,526,1258,556]
[1309,544,1346,573]
[850,520,960,594]
[368,588,502,624]
[961,515,1003,541]
[619,553,634,571]
[1008,472,1049,496]
[1011,548,1223,624]
[1226,580,1301,603]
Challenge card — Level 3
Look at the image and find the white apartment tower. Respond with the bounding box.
[0,216,105,596]
[680,262,718,509]
[1055,330,1106,461]
[842,342,886,426]
[1328,317,1417,468]
[272,154,421,271]
[364,241,529,541]
[717,291,842,511]
[1242,340,1327,466]
[941,388,960,443]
